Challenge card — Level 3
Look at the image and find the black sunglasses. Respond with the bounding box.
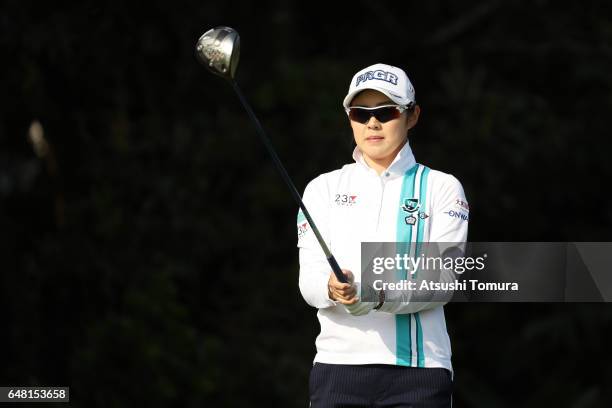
[345,104,413,124]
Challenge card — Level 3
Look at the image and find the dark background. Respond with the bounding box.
[1,1,612,406]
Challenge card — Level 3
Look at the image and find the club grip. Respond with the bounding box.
[327,255,348,283]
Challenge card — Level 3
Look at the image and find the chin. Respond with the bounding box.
[362,148,391,158]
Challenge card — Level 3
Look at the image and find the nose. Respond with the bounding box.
[366,115,381,129]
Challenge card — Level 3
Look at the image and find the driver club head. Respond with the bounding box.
[195,26,240,80]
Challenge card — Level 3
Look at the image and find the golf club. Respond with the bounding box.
[195,26,347,284]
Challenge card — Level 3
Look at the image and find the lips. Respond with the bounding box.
[365,135,384,141]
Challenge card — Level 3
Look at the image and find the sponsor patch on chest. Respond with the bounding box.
[401,197,429,223]
[334,193,358,207]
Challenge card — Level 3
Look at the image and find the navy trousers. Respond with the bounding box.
[309,363,453,408]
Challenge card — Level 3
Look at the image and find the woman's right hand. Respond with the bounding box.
[328,269,358,305]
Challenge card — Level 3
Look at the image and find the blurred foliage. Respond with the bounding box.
[1,0,611,407]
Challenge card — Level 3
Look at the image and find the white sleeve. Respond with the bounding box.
[297,177,337,309]
[377,174,469,314]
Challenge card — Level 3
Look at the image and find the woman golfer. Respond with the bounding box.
[297,63,469,407]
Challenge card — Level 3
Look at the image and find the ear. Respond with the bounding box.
[406,105,421,130]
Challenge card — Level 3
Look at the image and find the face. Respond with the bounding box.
[349,90,420,171]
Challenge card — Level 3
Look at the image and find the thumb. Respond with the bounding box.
[342,269,355,284]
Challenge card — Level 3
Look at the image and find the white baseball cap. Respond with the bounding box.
[342,63,416,109]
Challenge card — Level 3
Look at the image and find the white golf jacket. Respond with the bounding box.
[297,141,468,372]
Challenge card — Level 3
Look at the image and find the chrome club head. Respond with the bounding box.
[195,26,240,80]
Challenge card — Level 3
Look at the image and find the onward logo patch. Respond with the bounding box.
[444,209,469,221]
[355,70,399,87]
[401,198,420,213]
